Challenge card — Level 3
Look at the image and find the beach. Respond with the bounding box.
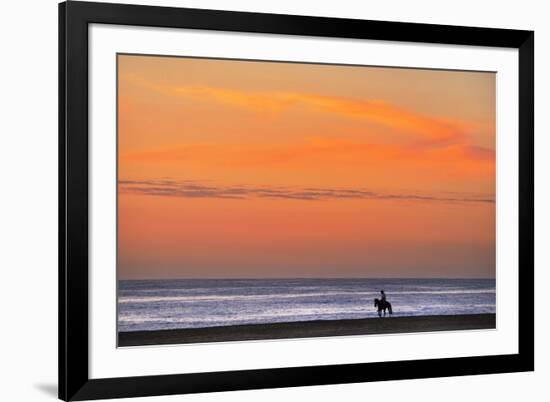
[118,313,495,347]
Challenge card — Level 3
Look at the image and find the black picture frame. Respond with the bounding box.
[59,1,534,400]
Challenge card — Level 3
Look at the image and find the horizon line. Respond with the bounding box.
[118,276,496,281]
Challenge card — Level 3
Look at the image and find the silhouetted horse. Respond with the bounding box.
[374,298,393,317]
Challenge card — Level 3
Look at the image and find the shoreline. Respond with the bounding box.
[118,313,496,347]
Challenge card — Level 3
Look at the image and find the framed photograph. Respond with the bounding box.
[59,1,534,400]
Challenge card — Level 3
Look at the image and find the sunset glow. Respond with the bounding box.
[117,55,496,279]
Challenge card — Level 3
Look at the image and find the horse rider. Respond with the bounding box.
[380,290,387,305]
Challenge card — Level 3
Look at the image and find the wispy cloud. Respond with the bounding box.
[122,74,487,149]
[119,179,494,204]
[173,86,472,147]
[120,138,495,181]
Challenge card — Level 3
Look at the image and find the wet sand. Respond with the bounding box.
[118,313,495,347]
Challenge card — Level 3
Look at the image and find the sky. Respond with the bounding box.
[117,54,496,279]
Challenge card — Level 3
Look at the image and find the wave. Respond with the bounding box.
[118,289,495,304]
[118,303,496,329]
[119,305,373,324]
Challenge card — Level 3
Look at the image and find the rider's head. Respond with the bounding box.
[381,290,385,294]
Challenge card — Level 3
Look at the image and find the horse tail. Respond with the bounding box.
[388,302,393,315]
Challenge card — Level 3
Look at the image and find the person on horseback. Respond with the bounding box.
[374,290,392,317]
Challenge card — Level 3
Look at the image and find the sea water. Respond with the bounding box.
[118,278,495,332]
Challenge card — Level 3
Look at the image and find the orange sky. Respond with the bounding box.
[117,54,496,279]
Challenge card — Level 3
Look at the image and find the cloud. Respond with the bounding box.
[119,179,494,204]
[122,74,486,149]
[173,86,476,147]
[120,138,495,181]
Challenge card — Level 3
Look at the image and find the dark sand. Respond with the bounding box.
[118,313,495,347]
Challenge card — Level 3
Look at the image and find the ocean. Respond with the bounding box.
[118,278,496,332]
